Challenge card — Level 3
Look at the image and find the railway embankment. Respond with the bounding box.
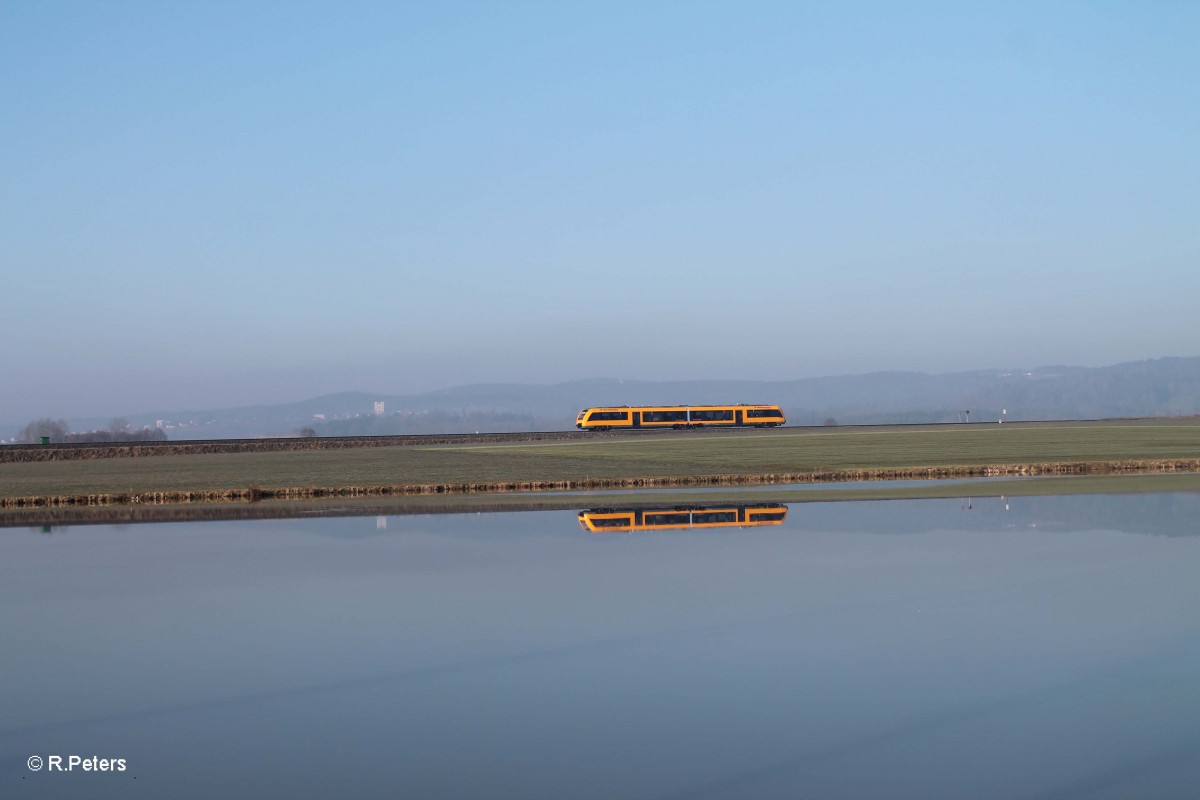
[0,430,592,463]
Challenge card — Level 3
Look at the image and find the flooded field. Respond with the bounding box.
[4,492,1200,798]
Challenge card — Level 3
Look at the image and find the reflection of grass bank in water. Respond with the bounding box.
[3,418,1200,509]
[5,472,1200,529]
[2,458,1200,511]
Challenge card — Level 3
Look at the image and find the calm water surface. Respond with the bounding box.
[3,493,1200,799]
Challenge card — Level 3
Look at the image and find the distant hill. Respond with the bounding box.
[8,357,1200,440]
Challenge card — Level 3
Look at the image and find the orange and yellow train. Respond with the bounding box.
[576,404,785,430]
[578,504,789,533]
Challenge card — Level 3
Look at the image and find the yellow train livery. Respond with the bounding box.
[579,504,789,533]
[576,403,785,430]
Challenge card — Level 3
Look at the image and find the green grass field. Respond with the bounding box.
[2,418,1200,501]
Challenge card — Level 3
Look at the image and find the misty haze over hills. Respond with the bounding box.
[6,357,1199,441]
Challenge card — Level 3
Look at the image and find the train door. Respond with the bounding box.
[735,409,743,426]
[633,412,641,428]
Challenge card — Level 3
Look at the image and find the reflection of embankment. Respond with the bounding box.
[579,504,788,533]
[0,499,577,529]
[4,476,1198,534]
[5,458,1200,512]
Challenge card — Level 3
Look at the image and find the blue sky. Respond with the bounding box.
[2,1,1197,420]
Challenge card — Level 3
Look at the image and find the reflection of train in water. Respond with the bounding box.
[576,404,786,430]
[578,504,789,533]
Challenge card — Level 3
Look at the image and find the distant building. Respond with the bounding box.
[374,401,385,416]
[156,420,164,429]
[313,413,326,421]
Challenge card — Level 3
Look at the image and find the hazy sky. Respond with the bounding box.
[2,1,1197,421]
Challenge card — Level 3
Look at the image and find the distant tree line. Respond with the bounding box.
[16,417,168,444]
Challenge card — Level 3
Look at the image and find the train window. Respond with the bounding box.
[587,516,632,527]
[645,512,692,525]
[588,411,629,421]
[692,511,738,524]
[643,410,688,422]
[746,408,782,418]
[750,511,787,521]
[692,409,733,421]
